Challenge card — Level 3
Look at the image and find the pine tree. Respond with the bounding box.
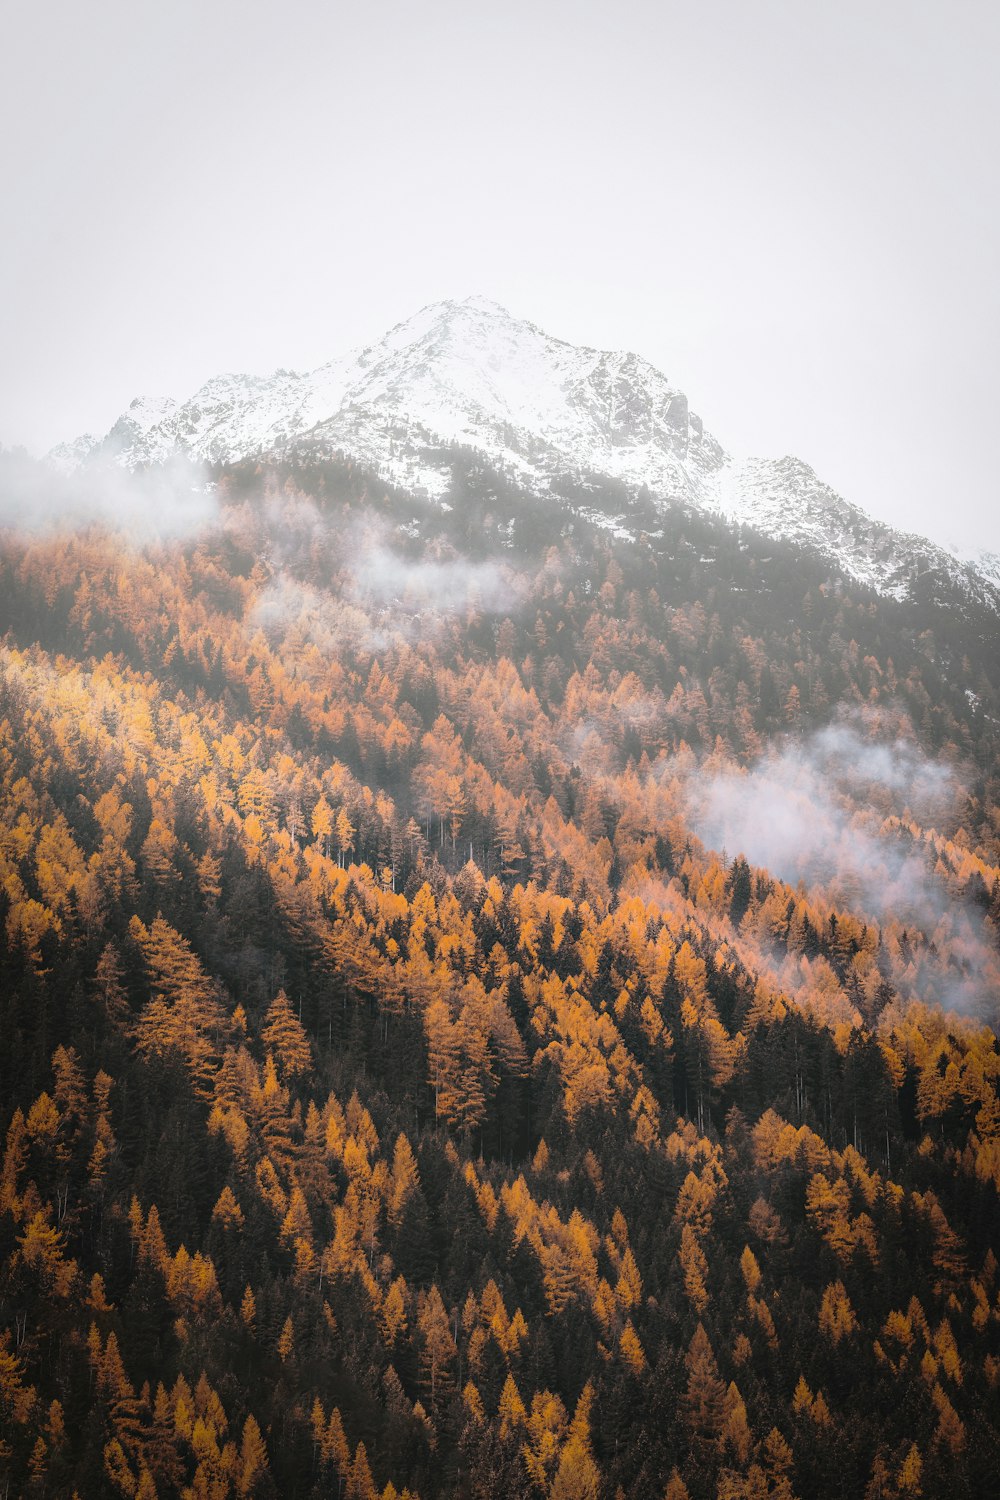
[417,1285,457,1413]
[388,1133,421,1228]
[237,1414,270,1496]
[681,1324,727,1458]
[550,1383,601,1500]
[261,989,312,1079]
[312,796,334,855]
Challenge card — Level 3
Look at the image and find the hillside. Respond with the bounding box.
[0,428,999,1499]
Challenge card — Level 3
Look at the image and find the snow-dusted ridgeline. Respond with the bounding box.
[48,297,999,610]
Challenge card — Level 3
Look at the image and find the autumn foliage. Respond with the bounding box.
[0,454,999,1497]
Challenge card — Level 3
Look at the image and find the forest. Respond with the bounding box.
[0,448,999,1499]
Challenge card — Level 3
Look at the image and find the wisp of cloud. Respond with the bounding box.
[687,717,961,933]
[0,447,218,541]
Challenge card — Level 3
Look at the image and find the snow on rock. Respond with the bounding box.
[706,455,990,604]
[47,431,101,473]
[50,299,722,493]
[47,297,1000,610]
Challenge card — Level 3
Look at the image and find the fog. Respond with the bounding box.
[687,716,962,932]
[250,575,399,658]
[248,509,530,654]
[682,713,1000,1017]
[0,446,217,541]
[350,542,521,617]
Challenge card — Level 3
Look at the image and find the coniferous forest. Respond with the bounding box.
[1,450,999,1499]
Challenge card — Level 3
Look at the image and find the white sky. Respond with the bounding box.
[2,0,998,552]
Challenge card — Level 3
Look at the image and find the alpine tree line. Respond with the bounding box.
[0,452,999,1498]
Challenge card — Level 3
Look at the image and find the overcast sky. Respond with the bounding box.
[2,0,998,552]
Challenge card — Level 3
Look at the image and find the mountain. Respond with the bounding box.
[5,303,1000,1500]
[49,297,1000,612]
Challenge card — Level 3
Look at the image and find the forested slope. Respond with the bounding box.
[1,455,999,1498]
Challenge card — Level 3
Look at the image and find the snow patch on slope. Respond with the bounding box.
[48,297,1000,611]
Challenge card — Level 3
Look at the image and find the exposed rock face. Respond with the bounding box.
[47,297,999,610]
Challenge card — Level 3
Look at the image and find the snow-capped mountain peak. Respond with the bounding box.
[50,298,722,493]
[47,299,999,611]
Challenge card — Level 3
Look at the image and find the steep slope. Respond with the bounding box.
[709,455,1000,610]
[1,470,999,1499]
[48,297,999,610]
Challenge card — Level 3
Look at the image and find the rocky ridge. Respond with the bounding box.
[49,297,999,610]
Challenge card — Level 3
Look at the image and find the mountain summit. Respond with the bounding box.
[49,297,997,608]
[52,297,722,491]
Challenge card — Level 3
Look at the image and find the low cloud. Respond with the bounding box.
[251,491,528,638]
[687,718,961,930]
[349,540,523,616]
[0,447,219,541]
[249,515,531,656]
[250,574,403,657]
[685,714,997,1015]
